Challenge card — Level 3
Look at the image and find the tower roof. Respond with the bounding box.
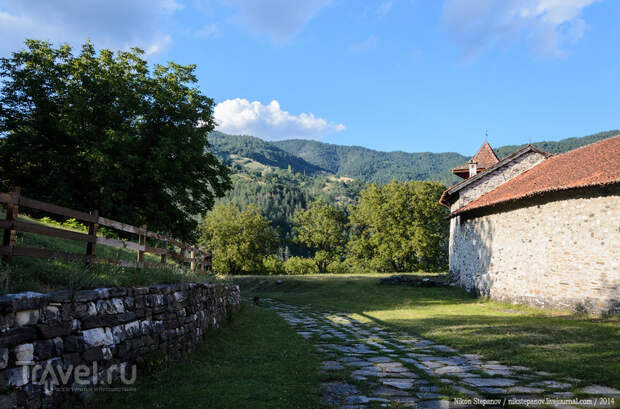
[451,141,500,179]
[470,142,499,168]
[449,135,620,217]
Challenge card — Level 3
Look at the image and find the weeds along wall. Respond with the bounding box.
[0,283,241,409]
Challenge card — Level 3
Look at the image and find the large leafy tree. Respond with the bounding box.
[348,180,448,272]
[0,40,230,241]
[199,203,279,274]
[293,200,347,273]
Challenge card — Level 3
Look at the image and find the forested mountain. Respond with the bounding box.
[271,129,619,185]
[208,131,326,175]
[272,139,466,185]
[492,130,619,159]
[208,129,618,255]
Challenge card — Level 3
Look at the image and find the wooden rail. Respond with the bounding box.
[0,188,212,272]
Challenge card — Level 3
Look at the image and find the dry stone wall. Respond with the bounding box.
[0,283,241,408]
[450,189,619,315]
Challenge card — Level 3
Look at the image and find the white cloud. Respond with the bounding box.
[441,0,598,58]
[223,0,331,42]
[214,98,345,141]
[349,35,378,53]
[377,1,393,18]
[0,0,180,56]
[144,35,173,57]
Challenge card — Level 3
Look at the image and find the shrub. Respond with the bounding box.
[326,260,351,274]
[283,257,317,275]
[262,256,285,275]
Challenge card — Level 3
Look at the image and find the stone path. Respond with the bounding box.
[260,299,619,409]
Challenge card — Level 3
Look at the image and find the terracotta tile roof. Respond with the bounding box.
[451,142,499,172]
[471,141,500,168]
[440,144,550,206]
[450,135,620,217]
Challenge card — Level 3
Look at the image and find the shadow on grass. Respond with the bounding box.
[234,274,620,388]
[355,310,620,388]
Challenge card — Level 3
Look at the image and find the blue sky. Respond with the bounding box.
[1,0,618,156]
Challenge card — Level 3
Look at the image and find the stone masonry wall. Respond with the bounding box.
[455,151,547,210]
[450,189,619,314]
[448,151,547,281]
[0,283,241,408]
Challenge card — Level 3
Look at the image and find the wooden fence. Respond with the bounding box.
[0,188,212,272]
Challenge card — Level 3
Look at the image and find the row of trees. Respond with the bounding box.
[200,180,448,274]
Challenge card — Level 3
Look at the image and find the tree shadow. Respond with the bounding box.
[355,310,620,388]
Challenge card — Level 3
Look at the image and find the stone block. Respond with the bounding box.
[124,321,140,338]
[14,344,34,363]
[110,298,125,313]
[81,328,113,347]
[48,290,72,303]
[0,327,37,348]
[0,292,50,314]
[15,310,40,327]
[73,290,99,303]
[108,288,127,297]
[36,321,72,338]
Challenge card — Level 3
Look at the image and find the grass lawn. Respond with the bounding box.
[75,303,321,409]
[232,274,620,389]
[0,209,214,294]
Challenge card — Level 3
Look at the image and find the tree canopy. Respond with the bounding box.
[348,180,448,272]
[0,40,230,241]
[200,203,279,274]
[293,200,348,273]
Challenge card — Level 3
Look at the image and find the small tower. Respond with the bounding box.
[467,159,477,178]
[452,142,499,180]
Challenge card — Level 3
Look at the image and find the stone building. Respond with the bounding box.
[440,136,620,314]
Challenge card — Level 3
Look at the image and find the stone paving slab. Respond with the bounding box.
[259,298,614,409]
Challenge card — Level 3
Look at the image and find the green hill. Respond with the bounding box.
[493,130,620,159]
[208,131,326,175]
[272,139,466,185]
[206,129,618,256]
[272,130,619,185]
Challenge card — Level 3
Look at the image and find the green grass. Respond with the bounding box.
[232,273,620,389]
[0,208,214,294]
[74,303,321,409]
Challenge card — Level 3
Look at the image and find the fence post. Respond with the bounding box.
[200,252,206,272]
[160,233,168,264]
[190,248,196,272]
[85,210,99,266]
[137,224,147,267]
[206,252,213,273]
[2,187,21,263]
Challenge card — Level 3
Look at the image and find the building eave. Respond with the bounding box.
[439,144,550,207]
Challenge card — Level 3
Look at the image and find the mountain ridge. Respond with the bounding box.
[209,129,619,186]
[272,130,619,184]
